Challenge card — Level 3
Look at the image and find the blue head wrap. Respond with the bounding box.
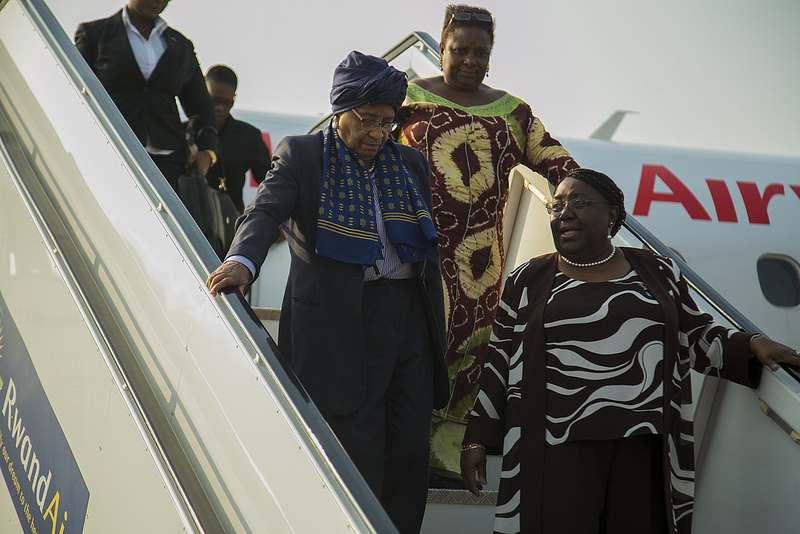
[329,51,408,114]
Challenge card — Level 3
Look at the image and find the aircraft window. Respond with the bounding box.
[757,256,800,307]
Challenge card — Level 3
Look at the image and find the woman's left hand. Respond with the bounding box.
[460,447,487,497]
[750,335,800,371]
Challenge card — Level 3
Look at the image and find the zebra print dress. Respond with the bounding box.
[463,249,761,534]
[544,270,665,444]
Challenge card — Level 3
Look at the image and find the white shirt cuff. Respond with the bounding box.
[225,255,256,280]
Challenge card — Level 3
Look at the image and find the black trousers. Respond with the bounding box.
[541,435,668,534]
[326,278,434,534]
[150,147,188,193]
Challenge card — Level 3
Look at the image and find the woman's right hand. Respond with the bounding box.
[206,260,251,296]
[460,447,487,497]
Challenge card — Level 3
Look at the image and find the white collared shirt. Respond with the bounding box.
[122,7,172,154]
[362,169,415,282]
[122,7,168,81]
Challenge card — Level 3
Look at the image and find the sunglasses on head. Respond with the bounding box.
[450,12,493,24]
[212,96,235,109]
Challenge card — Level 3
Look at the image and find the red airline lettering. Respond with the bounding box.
[634,165,799,226]
[633,165,711,220]
[706,179,738,223]
[738,182,784,225]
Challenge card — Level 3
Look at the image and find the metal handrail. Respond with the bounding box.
[623,217,800,383]
[623,216,755,332]
[381,31,441,64]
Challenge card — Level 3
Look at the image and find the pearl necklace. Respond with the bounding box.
[561,246,617,268]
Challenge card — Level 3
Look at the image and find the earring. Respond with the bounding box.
[438,57,443,71]
[607,222,614,239]
[485,64,490,77]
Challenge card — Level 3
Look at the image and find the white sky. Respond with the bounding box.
[51,0,800,158]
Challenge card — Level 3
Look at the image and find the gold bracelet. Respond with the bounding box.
[204,149,217,166]
[461,443,485,452]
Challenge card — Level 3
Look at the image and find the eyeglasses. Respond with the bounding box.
[351,109,398,134]
[450,12,493,24]
[212,96,235,109]
[546,198,609,215]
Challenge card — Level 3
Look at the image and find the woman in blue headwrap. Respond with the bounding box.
[207,51,449,534]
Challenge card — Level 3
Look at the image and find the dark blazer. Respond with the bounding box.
[206,116,271,212]
[229,132,449,414]
[74,9,216,152]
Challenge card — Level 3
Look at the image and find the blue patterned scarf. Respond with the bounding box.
[316,120,438,266]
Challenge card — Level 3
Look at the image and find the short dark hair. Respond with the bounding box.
[205,64,238,91]
[565,168,627,237]
[441,5,495,49]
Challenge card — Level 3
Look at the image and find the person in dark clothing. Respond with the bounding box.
[74,0,217,190]
[207,51,449,534]
[199,65,271,213]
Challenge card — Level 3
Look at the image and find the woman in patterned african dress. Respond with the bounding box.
[396,4,578,482]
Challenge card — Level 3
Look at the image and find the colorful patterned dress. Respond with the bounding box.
[396,83,578,475]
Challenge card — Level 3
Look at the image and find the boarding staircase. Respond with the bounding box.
[1,1,799,533]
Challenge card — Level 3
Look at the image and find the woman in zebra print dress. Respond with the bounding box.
[460,168,800,534]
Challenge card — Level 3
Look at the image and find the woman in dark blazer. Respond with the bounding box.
[207,52,448,534]
[74,0,217,189]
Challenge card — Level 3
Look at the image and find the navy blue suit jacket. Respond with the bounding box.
[229,132,449,414]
